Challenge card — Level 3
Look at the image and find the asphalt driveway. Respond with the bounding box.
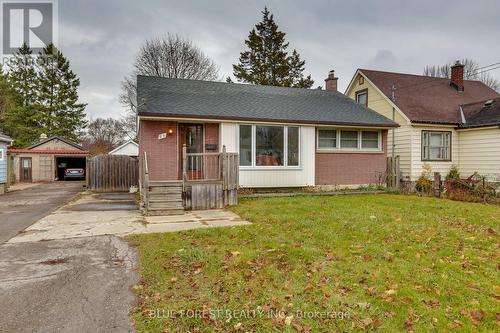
[0,236,138,333]
[0,182,83,243]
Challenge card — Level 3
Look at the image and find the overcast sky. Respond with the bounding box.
[56,0,500,120]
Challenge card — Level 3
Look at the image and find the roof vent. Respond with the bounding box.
[484,100,494,106]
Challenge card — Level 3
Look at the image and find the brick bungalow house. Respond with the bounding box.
[345,62,500,182]
[138,72,398,190]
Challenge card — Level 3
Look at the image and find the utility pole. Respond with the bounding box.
[390,84,397,159]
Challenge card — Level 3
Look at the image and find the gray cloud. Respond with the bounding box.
[55,0,500,119]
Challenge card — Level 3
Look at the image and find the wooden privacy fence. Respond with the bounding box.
[87,154,139,191]
[387,156,400,188]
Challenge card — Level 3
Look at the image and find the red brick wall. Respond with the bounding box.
[139,120,178,181]
[204,123,219,151]
[315,130,388,185]
[139,121,221,182]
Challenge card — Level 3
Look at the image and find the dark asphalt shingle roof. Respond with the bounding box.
[461,97,500,128]
[360,69,500,125]
[137,76,398,127]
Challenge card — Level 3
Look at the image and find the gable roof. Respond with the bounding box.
[0,133,12,144]
[461,97,500,128]
[358,69,500,125]
[137,76,398,128]
[108,140,139,155]
[29,136,84,150]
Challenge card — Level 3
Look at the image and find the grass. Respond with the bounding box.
[129,195,500,332]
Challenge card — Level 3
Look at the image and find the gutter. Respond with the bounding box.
[138,112,400,129]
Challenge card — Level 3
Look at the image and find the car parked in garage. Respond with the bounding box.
[64,168,85,180]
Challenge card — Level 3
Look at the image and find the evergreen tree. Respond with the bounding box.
[7,42,38,106]
[4,43,40,145]
[233,7,314,88]
[0,68,35,147]
[36,44,86,140]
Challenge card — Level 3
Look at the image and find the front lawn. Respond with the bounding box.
[130,195,499,332]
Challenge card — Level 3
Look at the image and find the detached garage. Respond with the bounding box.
[8,136,89,183]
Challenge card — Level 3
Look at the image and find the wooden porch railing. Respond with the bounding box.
[143,151,150,209]
[182,145,239,208]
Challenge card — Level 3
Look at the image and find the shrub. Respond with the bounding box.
[445,165,461,181]
[415,164,433,194]
[415,176,433,193]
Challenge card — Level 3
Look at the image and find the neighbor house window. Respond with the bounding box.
[239,125,300,168]
[317,129,381,151]
[0,149,4,161]
[355,89,368,106]
[422,131,451,161]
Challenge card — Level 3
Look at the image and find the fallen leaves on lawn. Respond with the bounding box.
[470,309,485,325]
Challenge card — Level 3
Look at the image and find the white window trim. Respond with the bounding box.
[238,124,301,170]
[316,128,382,152]
[421,130,452,161]
[0,149,4,161]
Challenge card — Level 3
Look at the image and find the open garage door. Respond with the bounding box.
[56,156,86,181]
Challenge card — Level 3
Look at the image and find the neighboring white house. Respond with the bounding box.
[345,62,500,182]
[109,140,139,157]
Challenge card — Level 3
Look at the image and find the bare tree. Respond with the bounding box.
[424,58,500,91]
[120,34,219,136]
[81,117,127,156]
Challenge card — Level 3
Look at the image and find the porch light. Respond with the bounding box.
[168,128,174,135]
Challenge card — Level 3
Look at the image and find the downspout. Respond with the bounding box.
[392,107,396,159]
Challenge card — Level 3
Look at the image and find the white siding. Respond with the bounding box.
[410,126,458,181]
[346,72,413,180]
[220,123,237,153]
[458,127,500,181]
[387,125,412,180]
[109,142,139,156]
[220,123,315,187]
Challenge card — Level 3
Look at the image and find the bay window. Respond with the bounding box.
[317,128,382,151]
[238,125,300,168]
[422,131,451,161]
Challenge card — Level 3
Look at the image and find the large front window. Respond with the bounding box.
[239,125,299,168]
[422,131,451,161]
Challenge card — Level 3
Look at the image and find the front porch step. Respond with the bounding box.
[149,181,183,187]
[148,195,183,202]
[144,181,185,216]
[147,208,185,216]
[149,186,183,194]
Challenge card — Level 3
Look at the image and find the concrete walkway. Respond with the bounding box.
[0,182,84,243]
[8,192,250,243]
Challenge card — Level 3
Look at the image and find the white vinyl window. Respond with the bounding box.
[422,131,451,161]
[317,129,337,149]
[317,129,382,151]
[238,125,300,168]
